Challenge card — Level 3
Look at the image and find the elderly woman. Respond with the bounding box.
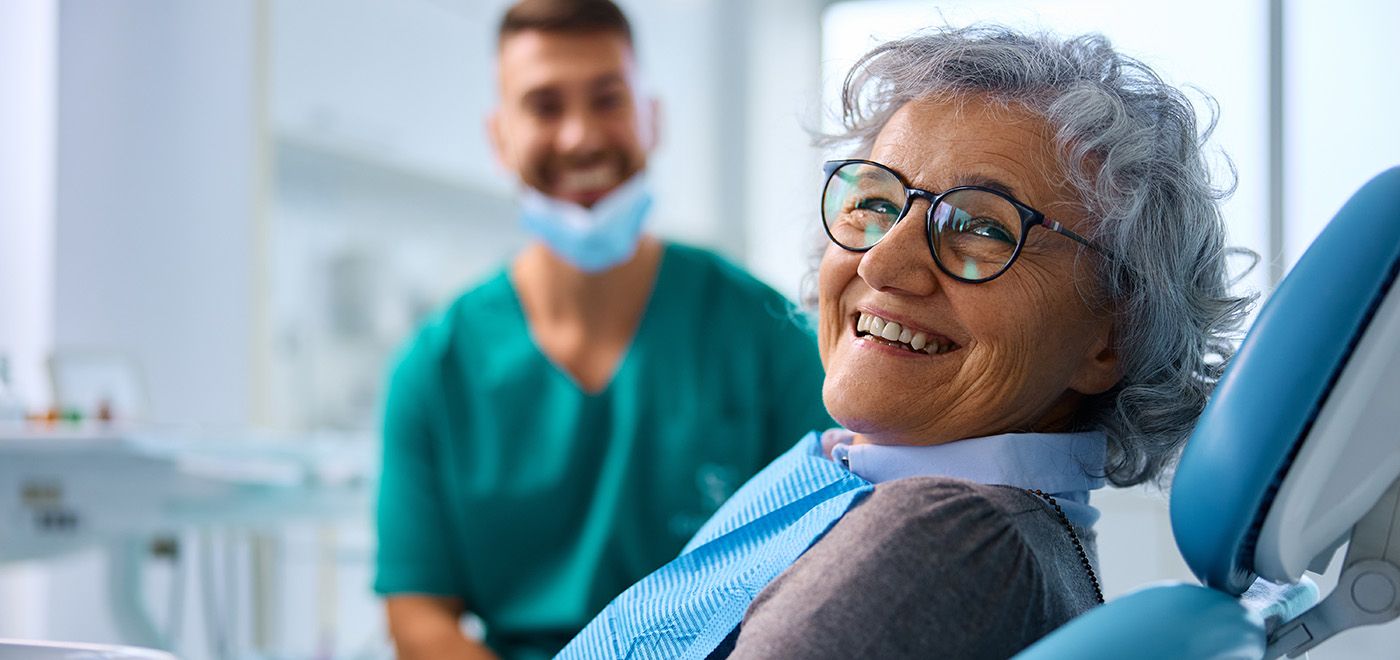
[560,25,1253,659]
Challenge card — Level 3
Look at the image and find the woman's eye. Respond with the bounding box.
[855,198,901,216]
[965,219,1017,244]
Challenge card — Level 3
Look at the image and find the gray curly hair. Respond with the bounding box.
[820,25,1256,487]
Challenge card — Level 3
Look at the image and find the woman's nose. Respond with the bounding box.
[856,202,943,296]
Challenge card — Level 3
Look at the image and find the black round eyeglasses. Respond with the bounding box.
[821,159,1113,283]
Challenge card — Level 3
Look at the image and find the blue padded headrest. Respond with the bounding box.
[1171,167,1400,595]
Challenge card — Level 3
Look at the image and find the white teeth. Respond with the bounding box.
[856,312,955,355]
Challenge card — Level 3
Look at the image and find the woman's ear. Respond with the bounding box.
[1070,323,1122,396]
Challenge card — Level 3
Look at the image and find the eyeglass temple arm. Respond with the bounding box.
[1043,218,1115,259]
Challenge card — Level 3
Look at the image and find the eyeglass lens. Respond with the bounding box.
[822,162,1025,281]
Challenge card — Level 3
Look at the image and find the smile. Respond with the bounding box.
[853,311,960,355]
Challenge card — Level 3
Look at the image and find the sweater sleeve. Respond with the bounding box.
[729,477,1059,659]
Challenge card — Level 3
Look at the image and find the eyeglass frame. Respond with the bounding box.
[820,158,1114,284]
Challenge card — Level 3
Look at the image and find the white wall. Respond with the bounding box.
[739,0,829,301]
[52,0,260,426]
[9,0,263,650]
[0,0,58,637]
[270,0,501,195]
[0,0,57,409]
[1282,0,1400,268]
[269,0,740,260]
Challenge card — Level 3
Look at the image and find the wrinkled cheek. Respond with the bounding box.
[967,336,1058,417]
[816,301,842,365]
[816,248,855,364]
[960,344,1024,401]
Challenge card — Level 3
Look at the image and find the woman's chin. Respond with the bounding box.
[824,382,927,441]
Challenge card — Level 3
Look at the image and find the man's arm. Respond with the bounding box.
[377,334,486,658]
[386,595,499,660]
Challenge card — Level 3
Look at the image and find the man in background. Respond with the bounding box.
[373,1,831,658]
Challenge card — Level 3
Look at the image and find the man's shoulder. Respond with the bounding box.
[396,268,513,366]
[420,268,515,333]
[665,243,774,295]
[446,266,516,316]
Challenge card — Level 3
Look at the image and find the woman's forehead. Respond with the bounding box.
[871,98,1060,188]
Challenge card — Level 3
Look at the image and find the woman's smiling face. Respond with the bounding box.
[817,95,1122,446]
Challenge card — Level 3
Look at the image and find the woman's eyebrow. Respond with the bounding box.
[835,167,887,186]
[908,168,1027,199]
[954,174,1024,200]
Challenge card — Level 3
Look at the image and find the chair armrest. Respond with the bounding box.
[1015,583,1265,660]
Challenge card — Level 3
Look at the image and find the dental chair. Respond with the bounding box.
[1018,166,1400,659]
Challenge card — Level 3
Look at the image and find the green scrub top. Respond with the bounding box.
[374,243,832,659]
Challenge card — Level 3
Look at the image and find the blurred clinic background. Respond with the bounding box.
[2,0,1399,658]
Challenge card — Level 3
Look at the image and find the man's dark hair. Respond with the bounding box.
[498,0,634,48]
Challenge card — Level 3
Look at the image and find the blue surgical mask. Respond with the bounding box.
[519,173,654,273]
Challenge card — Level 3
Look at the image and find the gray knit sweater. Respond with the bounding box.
[725,476,1102,659]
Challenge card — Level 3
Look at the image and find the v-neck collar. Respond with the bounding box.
[504,243,673,398]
